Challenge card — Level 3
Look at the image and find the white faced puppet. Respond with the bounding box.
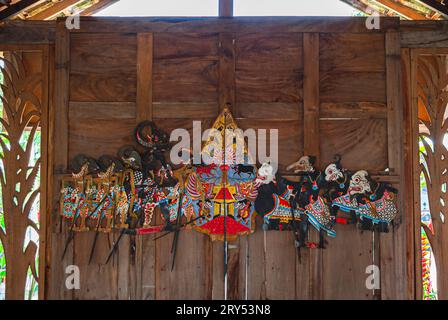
[348,170,371,195]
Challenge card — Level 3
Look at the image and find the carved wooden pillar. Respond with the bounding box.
[0,50,47,299]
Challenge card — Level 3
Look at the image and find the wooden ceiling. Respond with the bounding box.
[342,0,447,19]
[0,0,446,20]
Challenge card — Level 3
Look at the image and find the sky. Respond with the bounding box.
[95,0,358,16]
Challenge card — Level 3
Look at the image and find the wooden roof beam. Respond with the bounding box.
[339,0,374,15]
[0,0,41,20]
[79,0,119,16]
[29,0,85,20]
[371,0,428,19]
[0,0,12,8]
[416,0,448,18]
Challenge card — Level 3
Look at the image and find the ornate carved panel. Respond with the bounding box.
[0,51,43,299]
[416,53,448,300]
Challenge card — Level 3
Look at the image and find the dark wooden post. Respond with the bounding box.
[219,0,233,17]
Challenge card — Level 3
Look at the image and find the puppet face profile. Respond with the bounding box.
[348,170,371,195]
[286,155,314,173]
[256,162,275,184]
[122,153,141,170]
[324,163,343,182]
[118,146,142,170]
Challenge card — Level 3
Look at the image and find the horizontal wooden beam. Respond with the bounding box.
[320,102,387,119]
[401,30,448,47]
[400,19,448,30]
[69,101,135,120]
[0,16,444,47]
[0,0,40,20]
[400,20,448,47]
[0,20,55,44]
[54,16,400,33]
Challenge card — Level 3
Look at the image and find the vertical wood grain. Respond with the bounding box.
[381,30,406,300]
[204,237,213,299]
[136,33,153,122]
[219,33,235,113]
[68,32,121,300]
[227,240,241,299]
[53,21,73,299]
[296,33,310,299]
[239,216,267,299]
[303,33,320,163]
[401,47,416,300]
[303,33,322,299]
[410,49,422,300]
[39,44,51,300]
[135,32,155,300]
[54,22,70,172]
[386,32,402,174]
[43,44,55,299]
[215,32,238,299]
[212,241,224,299]
[117,236,131,299]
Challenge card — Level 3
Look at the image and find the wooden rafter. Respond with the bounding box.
[340,0,374,14]
[0,0,40,20]
[416,0,448,17]
[28,0,85,20]
[372,0,428,19]
[16,1,57,19]
[0,0,13,8]
[79,0,119,16]
[362,0,398,16]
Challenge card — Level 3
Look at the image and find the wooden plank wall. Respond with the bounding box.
[47,17,405,300]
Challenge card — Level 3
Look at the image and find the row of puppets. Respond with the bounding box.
[59,108,398,265]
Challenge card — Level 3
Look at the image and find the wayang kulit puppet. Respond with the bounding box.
[59,121,182,265]
[346,170,398,232]
[254,162,302,232]
[182,107,259,241]
[254,154,399,253]
[321,155,357,225]
[59,109,399,270]
[286,155,336,248]
[254,161,311,259]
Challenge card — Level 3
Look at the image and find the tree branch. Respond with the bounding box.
[23,241,38,283]
[23,123,38,166]
[27,217,39,233]
[25,158,40,186]
[22,188,40,218]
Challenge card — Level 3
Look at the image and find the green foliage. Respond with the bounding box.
[423,283,438,300]
[0,213,5,282]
